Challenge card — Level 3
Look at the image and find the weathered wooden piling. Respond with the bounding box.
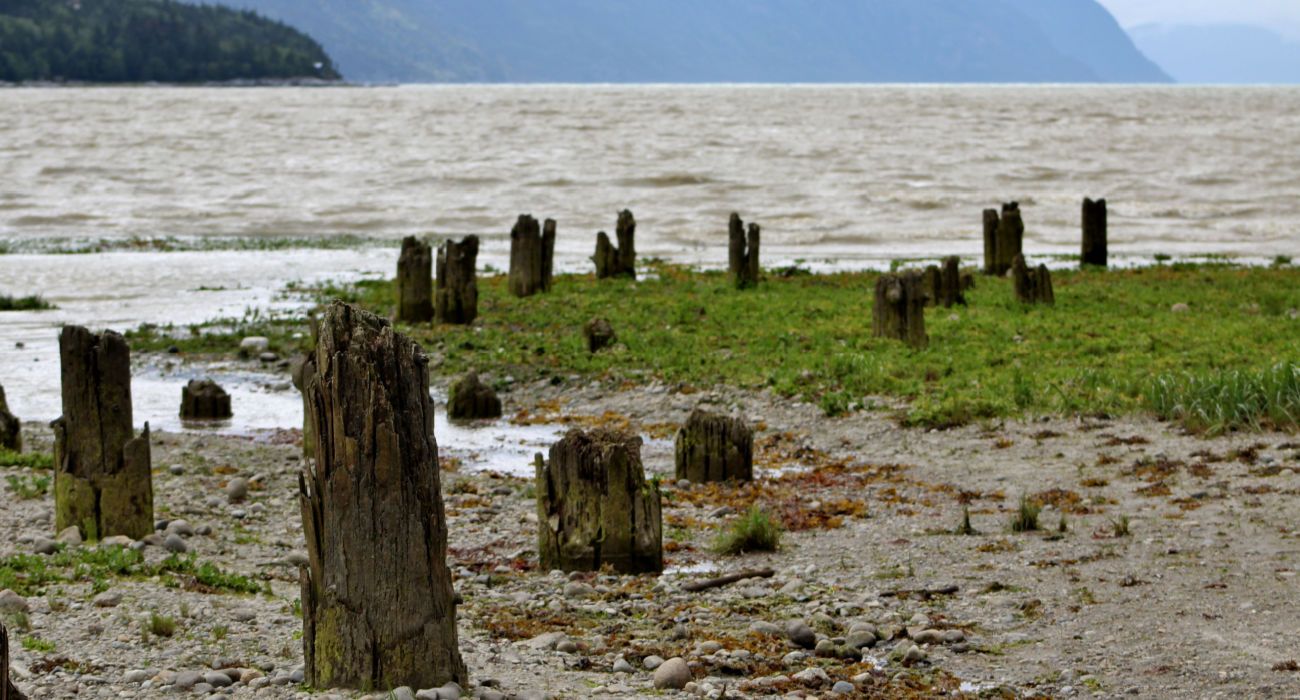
[2,621,27,700]
[436,235,479,325]
[594,209,637,279]
[447,371,502,420]
[936,256,966,307]
[983,203,1024,276]
[1012,255,1055,305]
[675,409,754,483]
[0,384,19,451]
[52,326,152,541]
[729,213,761,289]
[180,379,232,421]
[872,271,929,349]
[298,302,466,690]
[583,317,616,353]
[509,215,555,297]
[396,236,434,323]
[536,429,663,574]
[1082,198,1108,268]
[290,353,315,459]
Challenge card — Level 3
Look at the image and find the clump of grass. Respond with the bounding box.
[1111,514,1131,537]
[21,635,54,652]
[1147,362,1300,434]
[1058,513,1069,533]
[0,294,55,311]
[1274,255,1293,267]
[713,506,782,555]
[5,474,51,500]
[1009,495,1041,533]
[0,449,54,470]
[954,506,978,536]
[149,612,177,637]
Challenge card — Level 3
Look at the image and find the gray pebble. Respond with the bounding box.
[832,680,856,695]
[784,620,817,649]
[226,478,249,504]
[651,657,691,690]
[163,533,188,553]
[642,655,665,671]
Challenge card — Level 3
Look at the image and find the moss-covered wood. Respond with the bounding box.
[1012,254,1055,305]
[1082,197,1108,268]
[2,621,27,700]
[983,203,1024,276]
[674,408,753,483]
[52,326,152,541]
[728,213,761,289]
[299,302,466,691]
[180,379,232,420]
[0,384,19,451]
[594,209,637,280]
[583,317,616,353]
[396,236,433,324]
[447,371,502,420]
[536,429,663,574]
[509,215,555,298]
[872,271,928,349]
[436,235,479,325]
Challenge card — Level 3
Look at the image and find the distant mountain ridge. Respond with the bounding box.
[189,0,1171,84]
[1130,23,1300,84]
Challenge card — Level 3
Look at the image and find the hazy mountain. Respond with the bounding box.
[191,0,1170,84]
[1130,23,1300,84]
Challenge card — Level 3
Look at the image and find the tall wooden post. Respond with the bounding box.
[436,235,479,325]
[872,271,928,349]
[983,203,1023,276]
[537,429,663,574]
[594,210,637,280]
[1082,198,1108,268]
[396,236,433,324]
[53,326,152,541]
[291,353,316,459]
[728,213,761,289]
[2,621,27,700]
[509,215,555,297]
[937,256,966,307]
[299,302,466,691]
[675,409,753,483]
[1012,255,1056,305]
[0,384,19,451]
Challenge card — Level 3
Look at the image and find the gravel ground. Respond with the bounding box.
[3,375,1299,699]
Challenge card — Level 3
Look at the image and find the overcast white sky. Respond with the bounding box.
[1096,0,1300,36]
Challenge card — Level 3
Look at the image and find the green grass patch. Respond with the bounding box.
[1147,362,1300,435]
[0,547,266,597]
[21,635,55,652]
[713,506,782,555]
[5,473,51,499]
[0,449,54,470]
[0,294,55,311]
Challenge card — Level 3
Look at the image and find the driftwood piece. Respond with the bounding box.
[436,235,479,325]
[682,568,775,593]
[53,326,152,541]
[983,203,1024,276]
[879,584,960,600]
[675,408,753,483]
[583,318,616,353]
[0,384,19,451]
[180,379,232,420]
[728,213,761,289]
[1012,255,1055,305]
[1082,198,1108,268]
[2,622,27,700]
[594,210,637,279]
[447,372,502,420]
[536,430,663,574]
[396,236,434,324]
[509,215,555,297]
[872,271,928,349]
[299,302,466,690]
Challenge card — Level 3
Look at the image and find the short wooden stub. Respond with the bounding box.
[299,302,466,690]
[396,236,434,323]
[983,203,1024,276]
[53,326,152,541]
[583,317,616,353]
[1012,255,1056,305]
[594,209,637,279]
[509,215,556,298]
[180,379,232,420]
[935,256,966,307]
[290,353,316,459]
[728,213,761,289]
[0,384,19,451]
[536,429,663,574]
[447,371,502,420]
[921,266,941,307]
[436,235,479,325]
[1082,198,1108,268]
[2,621,27,700]
[872,271,929,349]
[675,408,754,483]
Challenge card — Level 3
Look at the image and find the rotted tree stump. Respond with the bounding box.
[728,213,761,289]
[180,379,232,421]
[436,235,479,325]
[1012,255,1055,305]
[396,236,434,323]
[536,429,663,574]
[983,203,1024,276]
[290,353,316,459]
[674,409,753,483]
[872,271,928,349]
[52,326,152,541]
[447,372,502,420]
[594,209,637,279]
[0,384,19,451]
[298,301,466,691]
[1082,198,1108,268]
[583,317,616,353]
[2,622,28,700]
[509,215,556,297]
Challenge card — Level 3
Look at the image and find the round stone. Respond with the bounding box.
[652,657,691,690]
